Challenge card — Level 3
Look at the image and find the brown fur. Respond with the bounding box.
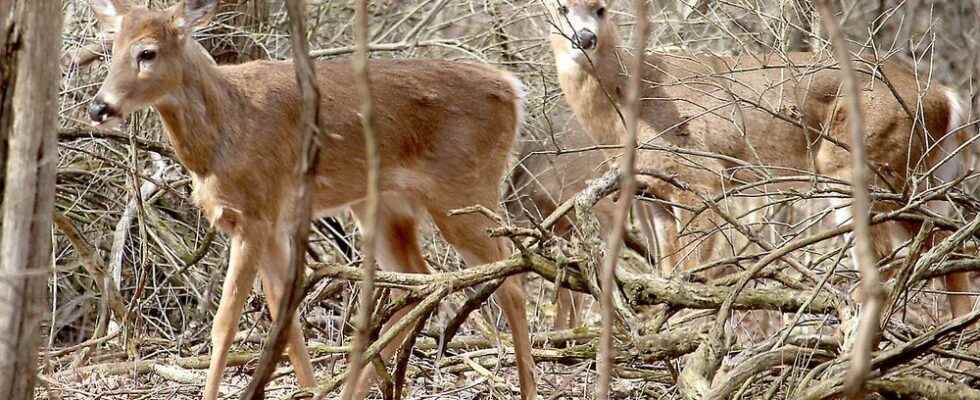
[89,1,537,399]
[549,0,973,319]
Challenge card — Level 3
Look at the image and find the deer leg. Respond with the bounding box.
[669,189,719,275]
[554,287,580,331]
[902,222,976,322]
[633,202,659,264]
[496,277,536,398]
[648,202,681,275]
[203,235,259,400]
[427,200,536,400]
[548,215,579,332]
[915,213,976,322]
[945,272,974,317]
[349,200,429,398]
[256,233,316,388]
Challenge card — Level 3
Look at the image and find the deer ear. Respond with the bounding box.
[90,0,130,34]
[172,0,218,32]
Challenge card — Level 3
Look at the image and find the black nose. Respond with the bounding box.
[575,29,597,50]
[88,99,112,122]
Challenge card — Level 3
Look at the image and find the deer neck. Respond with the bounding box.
[556,32,629,146]
[153,46,240,176]
[556,29,668,147]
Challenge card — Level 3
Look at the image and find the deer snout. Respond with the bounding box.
[574,29,597,50]
[88,97,118,123]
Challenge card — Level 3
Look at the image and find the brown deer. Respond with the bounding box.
[506,110,661,330]
[546,0,975,322]
[86,0,536,398]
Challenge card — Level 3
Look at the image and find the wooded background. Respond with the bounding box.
[2,0,980,399]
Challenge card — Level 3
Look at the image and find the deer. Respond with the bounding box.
[506,110,662,331]
[545,0,975,325]
[85,0,537,399]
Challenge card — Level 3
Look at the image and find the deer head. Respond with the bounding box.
[87,0,218,128]
[548,0,615,69]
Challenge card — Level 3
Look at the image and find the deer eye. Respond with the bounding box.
[596,7,606,18]
[138,49,157,62]
[558,5,569,15]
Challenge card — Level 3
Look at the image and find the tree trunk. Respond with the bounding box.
[0,1,63,399]
[0,0,16,184]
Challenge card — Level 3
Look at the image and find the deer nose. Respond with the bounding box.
[88,98,115,123]
[574,29,597,50]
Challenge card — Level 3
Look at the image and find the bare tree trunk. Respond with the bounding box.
[0,1,63,399]
[0,0,16,184]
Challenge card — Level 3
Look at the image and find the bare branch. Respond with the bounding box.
[814,1,882,398]
[239,0,321,398]
[597,1,650,398]
[340,0,381,398]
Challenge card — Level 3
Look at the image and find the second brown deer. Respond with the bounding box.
[86,0,537,398]
[547,0,975,325]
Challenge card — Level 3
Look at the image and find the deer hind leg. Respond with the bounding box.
[203,234,260,400]
[829,198,901,276]
[945,272,974,320]
[921,196,976,321]
[632,202,659,265]
[869,217,975,323]
[554,287,582,332]
[894,218,975,322]
[349,198,429,398]
[827,196,908,353]
[255,226,315,388]
[553,196,640,332]
[426,195,537,400]
[648,202,682,276]
[666,188,720,275]
[550,216,583,332]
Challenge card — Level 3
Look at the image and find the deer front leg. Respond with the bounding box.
[257,237,316,388]
[204,236,259,400]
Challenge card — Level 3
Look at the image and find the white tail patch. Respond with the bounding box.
[935,88,970,184]
[502,71,527,139]
[925,88,971,219]
[502,71,528,166]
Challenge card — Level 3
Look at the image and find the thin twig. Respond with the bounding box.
[340,0,380,398]
[597,3,649,396]
[814,1,882,398]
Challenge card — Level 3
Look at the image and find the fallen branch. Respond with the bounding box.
[868,375,980,399]
[309,254,838,313]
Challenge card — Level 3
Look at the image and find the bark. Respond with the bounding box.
[0,0,16,185]
[0,1,62,399]
[868,375,980,400]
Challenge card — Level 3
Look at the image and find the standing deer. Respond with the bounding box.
[85,0,536,399]
[546,0,975,321]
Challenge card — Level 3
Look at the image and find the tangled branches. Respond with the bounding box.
[39,1,980,399]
